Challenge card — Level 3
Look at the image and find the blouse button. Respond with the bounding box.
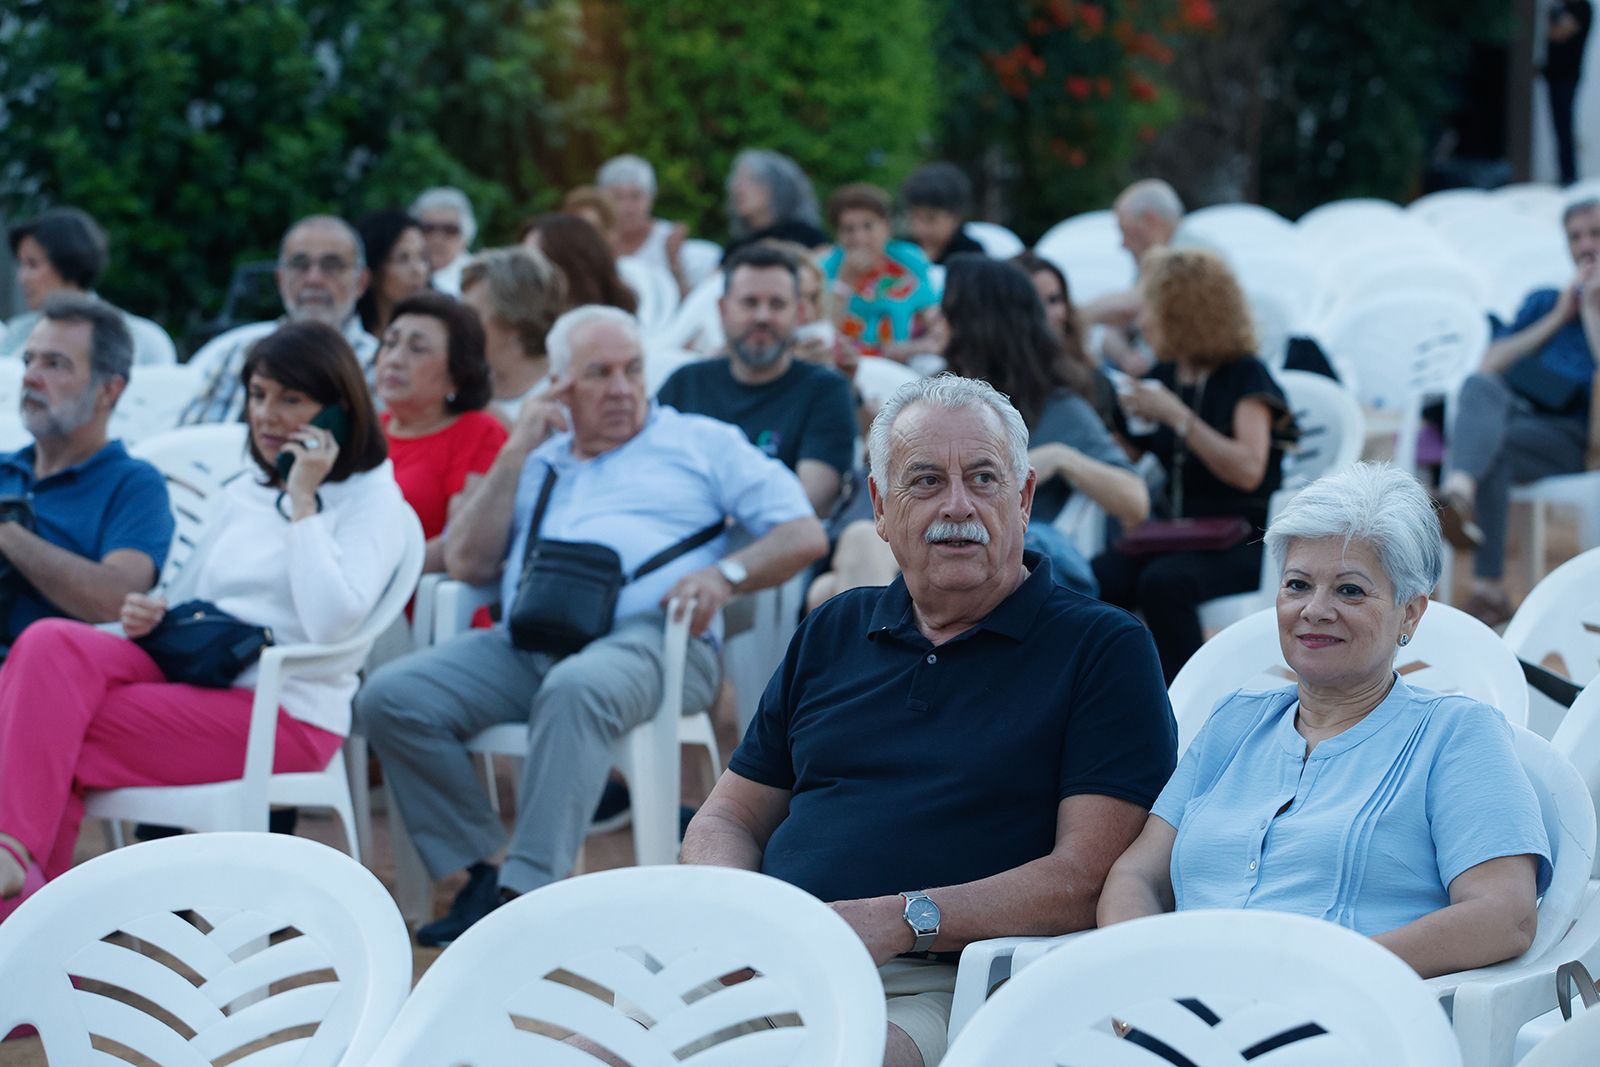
[1248,860,1257,871]
[1259,819,1268,830]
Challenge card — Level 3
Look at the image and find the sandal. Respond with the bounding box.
[0,839,45,923]
[1432,489,1483,550]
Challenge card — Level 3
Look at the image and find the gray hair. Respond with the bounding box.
[39,293,134,385]
[1118,179,1186,224]
[726,149,821,238]
[410,187,478,246]
[461,246,568,357]
[867,374,1031,494]
[280,214,366,271]
[1264,462,1442,604]
[546,304,642,377]
[598,154,657,197]
[1563,196,1600,226]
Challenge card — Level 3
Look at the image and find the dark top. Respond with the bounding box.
[722,220,833,262]
[1547,1,1593,81]
[0,441,173,639]
[934,226,987,265]
[1129,356,1296,530]
[730,553,1177,903]
[1498,288,1596,412]
[1030,387,1135,525]
[657,357,858,477]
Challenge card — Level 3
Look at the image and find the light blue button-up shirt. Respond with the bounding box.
[499,404,815,642]
[1152,679,1551,937]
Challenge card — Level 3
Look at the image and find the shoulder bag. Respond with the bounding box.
[135,599,274,688]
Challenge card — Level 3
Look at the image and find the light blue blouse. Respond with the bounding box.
[1151,679,1551,937]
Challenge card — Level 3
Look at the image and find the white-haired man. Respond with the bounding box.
[681,375,1177,1067]
[411,186,477,297]
[1084,178,1186,376]
[357,305,827,946]
[180,215,375,424]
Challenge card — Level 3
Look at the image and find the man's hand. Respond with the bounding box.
[661,567,733,636]
[831,896,914,966]
[120,592,167,640]
[505,387,571,459]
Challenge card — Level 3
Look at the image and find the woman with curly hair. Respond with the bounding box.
[1091,247,1298,681]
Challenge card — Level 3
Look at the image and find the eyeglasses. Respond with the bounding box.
[280,254,355,276]
[419,222,462,238]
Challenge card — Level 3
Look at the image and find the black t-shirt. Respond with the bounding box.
[1128,356,1297,529]
[656,357,857,477]
[722,220,833,262]
[1548,0,1593,82]
[730,555,1177,903]
[934,226,987,265]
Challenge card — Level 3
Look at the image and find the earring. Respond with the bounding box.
[1398,633,1411,647]
[446,392,457,403]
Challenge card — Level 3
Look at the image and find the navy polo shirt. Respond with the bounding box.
[730,554,1177,903]
[0,440,173,637]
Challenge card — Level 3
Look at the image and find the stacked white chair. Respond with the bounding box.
[1519,1007,1600,1066]
[109,362,203,444]
[1033,210,1136,307]
[129,423,251,585]
[964,220,1026,258]
[944,911,1463,1066]
[366,865,888,1066]
[0,833,411,1066]
[1503,547,1600,739]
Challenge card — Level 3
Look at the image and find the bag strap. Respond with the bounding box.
[1558,960,1600,1021]
[520,466,560,567]
[632,519,727,580]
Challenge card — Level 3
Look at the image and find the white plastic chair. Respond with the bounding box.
[1182,203,1299,256]
[129,423,252,584]
[943,910,1462,1066]
[1408,187,1493,229]
[365,865,888,1067]
[724,573,807,734]
[649,272,725,355]
[0,832,411,1067]
[109,362,203,443]
[125,312,179,366]
[1317,256,1491,328]
[1511,471,1600,589]
[1295,197,1409,249]
[964,220,1025,258]
[852,355,922,406]
[1504,547,1600,739]
[1033,211,1137,306]
[1482,235,1573,324]
[1230,249,1323,337]
[84,509,426,860]
[1519,1006,1600,1066]
[0,412,32,452]
[1172,602,1530,754]
[0,355,25,415]
[1320,288,1489,472]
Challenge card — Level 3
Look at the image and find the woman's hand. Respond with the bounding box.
[282,422,339,518]
[121,593,168,640]
[1028,442,1079,483]
[1120,379,1190,428]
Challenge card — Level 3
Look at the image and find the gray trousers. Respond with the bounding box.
[354,614,719,894]
[1452,373,1588,579]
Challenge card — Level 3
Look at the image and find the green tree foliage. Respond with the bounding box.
[0,0,583,341]
[577,0,939,241]
[932,0,1214,239]
[1254,0,1511,217]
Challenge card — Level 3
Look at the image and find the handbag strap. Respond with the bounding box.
[521,464,726,580]
[1558,960,1600,1021]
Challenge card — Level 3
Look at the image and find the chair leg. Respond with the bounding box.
[1528,499,1548,589]
[105,820,127,851]
[346,736,373,862]
[619,714,682,868]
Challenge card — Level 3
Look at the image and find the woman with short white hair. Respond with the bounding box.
[1098,462,1550,978]
[596,154,689,292]
[410,187,477,296]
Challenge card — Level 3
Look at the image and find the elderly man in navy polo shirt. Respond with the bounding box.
[0,295,172,651]
[682,374,1177,1067]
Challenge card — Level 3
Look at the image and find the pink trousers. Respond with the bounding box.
[0,618,342,880]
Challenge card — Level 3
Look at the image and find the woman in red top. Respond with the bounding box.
[374,292,507,571]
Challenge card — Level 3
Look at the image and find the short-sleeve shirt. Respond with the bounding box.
[1128,356,1297,529]
[730,555,1177,902]
[382,410,508,540]
[655,358,856,478]
[1030,388,1135,525]
[1152,681,1552,938]
[933,227,987,265]
[501,405,815,643]
[820,240,941,357]
[0,440,174,638]
[1497,288,1596,402]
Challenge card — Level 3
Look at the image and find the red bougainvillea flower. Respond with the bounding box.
[1130,76,1158,102]
[1065,75,1092,100]
[1180,0,1217,29]
[1079,3,1105,34]
[1048,0,1073,28]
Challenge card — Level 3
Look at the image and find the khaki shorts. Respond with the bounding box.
[880,957,960,1065]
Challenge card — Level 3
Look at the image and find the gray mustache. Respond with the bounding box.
[924,520,990,545]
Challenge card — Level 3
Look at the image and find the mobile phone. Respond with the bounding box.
[276,405,350,480]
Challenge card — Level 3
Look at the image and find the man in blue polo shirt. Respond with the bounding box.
[682,374,1176,1067]
[0,296,173,650]
[1440,197,1600,626]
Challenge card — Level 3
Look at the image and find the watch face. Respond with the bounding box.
[906,897,939,931]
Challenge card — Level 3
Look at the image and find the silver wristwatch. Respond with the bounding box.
[899,891,941,954]
[715,558,748,590]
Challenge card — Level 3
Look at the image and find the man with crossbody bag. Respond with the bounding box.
[357,305,826,945]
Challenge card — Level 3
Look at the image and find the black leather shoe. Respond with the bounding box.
[416,862,501,947]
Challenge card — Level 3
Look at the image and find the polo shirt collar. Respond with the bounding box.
[867,551,1054,644]
[0,439,128,486]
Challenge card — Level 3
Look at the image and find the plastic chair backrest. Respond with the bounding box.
[1276,369,1364,489]
[1322,257,1490,323]
[965,220,1025,258]
[940,910,1463,1067]
[0,356,24,413]
[1321,288,1489,414]
[366,866,888,1067]
[109,363,204,444]
[1228,248,1323,332]
[1504,547,1600,692]
[1169,602,1530,755]
[1486,237,1574,324]
[1296,197,1408,247]
[0,833,411,1067]
[130,423,252,586]
[1182,203,1298,256]
[1551,679,1600,878]
[1510,722,1599,962]
[853,356,922,406]
[1408,187,1492,229]
[1518,1004,1600,1067]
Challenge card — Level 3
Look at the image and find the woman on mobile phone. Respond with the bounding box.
[0,321,411,918]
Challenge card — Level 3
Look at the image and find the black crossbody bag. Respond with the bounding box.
[136,600,274,688]
[508,468,724,655]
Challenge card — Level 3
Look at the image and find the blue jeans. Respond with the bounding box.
[1025,523,1098,598]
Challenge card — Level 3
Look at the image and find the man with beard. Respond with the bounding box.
[357,304,826,945]
[682,375,1175,1067]
[656,244,856,515]
[1439,197,1600,625]
[181,215,377,424]
[0,296,172,651]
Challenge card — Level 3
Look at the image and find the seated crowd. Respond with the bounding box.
[0,151,1592,1067]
